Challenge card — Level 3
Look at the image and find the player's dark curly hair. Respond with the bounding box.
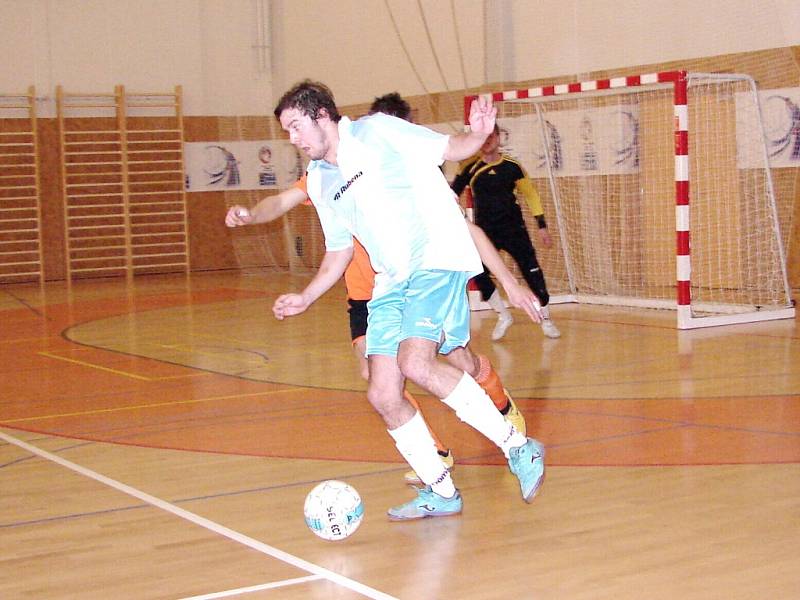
[368,92,411,121]
[274,80,341,122]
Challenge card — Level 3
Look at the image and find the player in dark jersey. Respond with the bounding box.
[452,124,561,339]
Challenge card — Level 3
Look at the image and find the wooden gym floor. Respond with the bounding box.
[1,271,798,600]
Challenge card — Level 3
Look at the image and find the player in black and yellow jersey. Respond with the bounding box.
[452,124,561,340]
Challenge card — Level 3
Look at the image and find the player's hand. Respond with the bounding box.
[225,205,253,227]
[467,95,497,137]
[272,293,310,320]
[537,228,553,249]
[504,282,543,323]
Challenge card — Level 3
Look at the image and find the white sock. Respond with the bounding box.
[441,372,527,458]
[487,289,511,319]
[541,304,551,320]
[388,411,456,498]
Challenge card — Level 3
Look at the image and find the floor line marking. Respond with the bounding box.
[39,348,224,381]
[0,430,397,600]
[0,336,63,344]
[158,342,267,361]
[151,372,216,381]
[38,351,153,381]
[2,388,309,424]
[175,575,323,599]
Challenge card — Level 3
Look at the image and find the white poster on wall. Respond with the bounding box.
[736,87,800,169]
[497,105,641,178]
[183,140,305,192]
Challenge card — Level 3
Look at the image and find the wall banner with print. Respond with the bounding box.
[184,140,305,192]
[496,105,640,178]
[736,87,800,170]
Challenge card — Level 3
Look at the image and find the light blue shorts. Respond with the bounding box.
[366,270,471,357]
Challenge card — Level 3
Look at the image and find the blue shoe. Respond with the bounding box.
[387,486,463,521]
[508,438,546,503]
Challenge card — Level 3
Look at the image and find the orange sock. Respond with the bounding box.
[403,389,449,455]
[475,355,510,413]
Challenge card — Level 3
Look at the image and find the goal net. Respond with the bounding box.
[468,71,795,329]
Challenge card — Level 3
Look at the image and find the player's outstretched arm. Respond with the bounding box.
[272,246,354,320]
[226,185,308,227]
[443,95,496,162]
[466,221,543,323]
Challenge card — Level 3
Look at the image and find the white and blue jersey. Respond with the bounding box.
[305,114,482,300]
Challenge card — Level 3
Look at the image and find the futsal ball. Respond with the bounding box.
[303,480,364,541]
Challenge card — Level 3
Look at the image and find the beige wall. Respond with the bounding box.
[0,0,269,116]
[2,0,799,113]
[506,0,800,82]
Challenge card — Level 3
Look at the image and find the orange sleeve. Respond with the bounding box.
[293,174,311,205]
[343,239,376,301]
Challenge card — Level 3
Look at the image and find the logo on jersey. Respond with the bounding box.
[333,170,363,201]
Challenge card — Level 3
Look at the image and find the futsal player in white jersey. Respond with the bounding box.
[272,80,546,519]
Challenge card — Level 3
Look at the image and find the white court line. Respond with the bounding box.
[0,431,398,600]
[177,575,321,599]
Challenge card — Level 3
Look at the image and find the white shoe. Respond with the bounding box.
[541,318,561,339]
[492,314,513,341]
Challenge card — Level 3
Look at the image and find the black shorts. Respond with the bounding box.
[347,298,369,341]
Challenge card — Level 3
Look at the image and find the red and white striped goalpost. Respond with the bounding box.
[672,71,693,327]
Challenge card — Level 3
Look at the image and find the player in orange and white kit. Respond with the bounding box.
[225,94,531,482]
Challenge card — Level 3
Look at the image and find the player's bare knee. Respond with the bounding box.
[396,349,426,383]
[366,385,391,415]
